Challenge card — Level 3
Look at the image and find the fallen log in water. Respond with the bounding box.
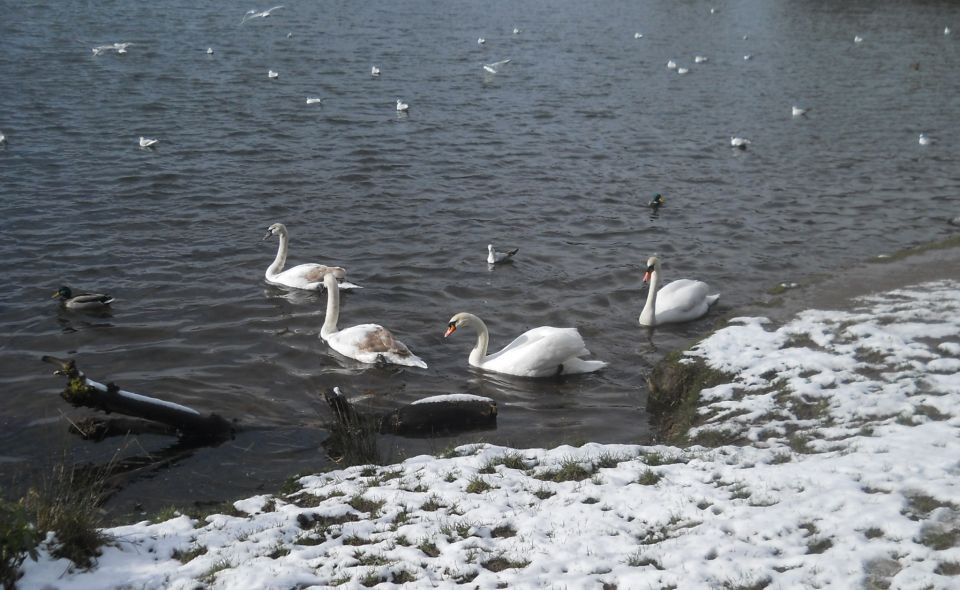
[42,356,235,443]
[325,387,498,436]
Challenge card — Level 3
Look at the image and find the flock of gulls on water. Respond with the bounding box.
[1,6,948,152]
[53,221,720,378]
[33,6,956,377]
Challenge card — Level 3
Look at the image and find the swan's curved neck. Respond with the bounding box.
[639,268,660,325]
[463,313,490,366]
[321,280,340,338]
[267,231,288,277]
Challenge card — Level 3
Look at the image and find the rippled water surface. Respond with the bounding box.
[2,0,958,512]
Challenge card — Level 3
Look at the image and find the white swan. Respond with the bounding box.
[321,273,427,368]
[263,223,358,290]
[444,312,605,378]
[638,256,719,326]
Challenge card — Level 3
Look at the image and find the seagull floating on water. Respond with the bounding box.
[694,55,708,63]
[513,27,521,35]
[306,97,323,104]
[396,98,409,112]
[487,244,518,265]
[139,136,159,148]
[945,26,951,35]
[666,59,677,69]
[743,54,753,60]
[206,47,214,54]
[477,37,486,45]
[742,34,749,40]
[791,105,809,117]
[242,5,283,24]
[371,65,380,77]
[483,59,511,74]
[918,133,931,146]
[677,67,689,75]
[268,69,279,79]
[854,35,864,44]
[92,42,133,56]
[730,136,751,150]
[0,131,6,144]
[634,32,643,39]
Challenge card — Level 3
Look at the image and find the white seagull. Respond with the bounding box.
[206,47,214,54]
[483,59,511,74]
[919,133,931,146]
[694,55,708,63]
[371,65,380,77]
[0,131,6,144]
[396,98,409,112]
[730,136,751,150]
[854,35,864,43]
[513,27,521,35]
[477,37,486,45]
[677,67,689,75]
[743,54,753,60]
[487,244,518,264]
[241,5,283,24]
[945,26,951,35]
[792,105,809,117]
[634,32,643,39]
[92,42,132,56]
[305,97,323,104]
[139,136,159,148]
[666,59,677,69]
[268,69,279,79]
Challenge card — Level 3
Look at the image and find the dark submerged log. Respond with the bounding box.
[42,356,235,443]
[324,387,498,437]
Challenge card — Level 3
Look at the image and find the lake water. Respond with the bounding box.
[1,0,958,514]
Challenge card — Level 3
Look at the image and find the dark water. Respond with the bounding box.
[2,0,958,514]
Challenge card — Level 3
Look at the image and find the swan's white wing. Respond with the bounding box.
[654,279,718,323]
[328,324,427,368]
[268,263,346,290]
[482,327,591,377]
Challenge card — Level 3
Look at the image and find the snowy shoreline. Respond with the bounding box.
[17,275,960,589]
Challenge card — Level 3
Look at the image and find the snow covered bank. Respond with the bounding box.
[18,280,960,589]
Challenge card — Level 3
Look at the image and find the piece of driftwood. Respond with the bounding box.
[42,356,235,443]
[325,387,498,436]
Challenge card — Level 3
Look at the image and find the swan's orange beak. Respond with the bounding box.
[444,323,457,338]
[642,271,651,284]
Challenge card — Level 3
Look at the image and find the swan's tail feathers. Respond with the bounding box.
[561,357,607,375]
[706,293,720,307]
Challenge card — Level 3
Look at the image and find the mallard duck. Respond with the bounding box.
[53,286,115,310]
[648,193,664,208]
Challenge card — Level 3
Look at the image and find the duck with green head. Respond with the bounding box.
[53,286,115,310]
